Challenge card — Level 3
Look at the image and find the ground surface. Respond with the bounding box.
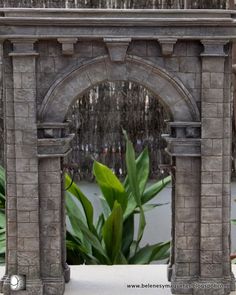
[1,265,236,295]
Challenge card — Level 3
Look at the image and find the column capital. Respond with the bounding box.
[162,122,201,157]
[9,38,39,57]
[201,39,229,57]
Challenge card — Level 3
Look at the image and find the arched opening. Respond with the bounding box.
[64,80,172,266]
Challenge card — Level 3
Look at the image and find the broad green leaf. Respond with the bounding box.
[151,241,170,262]
[65,192,92,253]
[96,213,105,239]
[0,166,5,196]
[0,210,5,229]
[0,232,5,242]
[123,194,137,220]
[134,203,169,213]
[136,147,149,196]
[0,256,5,265]
[142,176,171,204]
[65,173,94,232]
[231,219,236,225]
[66,194,109,263]
[136,207,146,245]
[129,241,170,264]
[123,147,149,196]
[99,196,111,219]
[66,233,99,264]
[122,214,134,258]
[125,138,141,206]
[93,161,128,212]
[102,201,123,264]
[0,240,5,255]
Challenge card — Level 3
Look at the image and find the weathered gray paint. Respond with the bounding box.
[0,8,235,295]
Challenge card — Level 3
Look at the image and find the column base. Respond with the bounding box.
[193,278,231,295]
[167,264,173,282]
[2,277,43,295]
[43,277,65,295]
[0,274,8,293]
[63,264,70,283]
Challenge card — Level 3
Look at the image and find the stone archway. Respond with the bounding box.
[0,8,235,295]
[36,55,202,295]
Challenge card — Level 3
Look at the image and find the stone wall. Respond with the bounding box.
[36,40,202,112]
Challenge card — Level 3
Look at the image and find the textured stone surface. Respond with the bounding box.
[0,8,235,295]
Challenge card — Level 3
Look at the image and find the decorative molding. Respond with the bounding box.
[158,38,177,56]
[201,39,229,57]
[104,38,131,62]
[9,38,38,56]
[57,38,78,55]
[162,121,201,157]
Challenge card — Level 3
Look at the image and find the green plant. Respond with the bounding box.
[65,133,171,265]
[0,165,5,264]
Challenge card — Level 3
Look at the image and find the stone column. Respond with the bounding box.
[0,41,3,166]
[37,123,73,294]
[3,39,43,294]
[38,157,65,295]
[197,39,234,295]
[164,122,201,294]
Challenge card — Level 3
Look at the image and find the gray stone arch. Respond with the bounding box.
[37,54,203,295]
[39,55,200,123]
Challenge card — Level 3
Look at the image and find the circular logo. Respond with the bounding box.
[10,275,25,291]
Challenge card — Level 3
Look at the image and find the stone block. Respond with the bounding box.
[189,263,200,276]
[176,249,199,263]
[17,251,40,266]
[23,238,40,251]
[175,263,189,277]
[179,57,201,73]
[18,222,39,238]
[39,57,55,73]
[173,41,187,57]
[201,237,222,251]
[202,88,224,102]
[201,208,222,223]
[187,237,199,250]
[200,263,223,278]
[176,237,187,248]
[185,197,198,208]
[165,57,180,72]
[17,197,38,211]
[210,73,224,88]
[146,41,161,57]
[201,184,222,196]
[128,41,147,57]
[21,72,36,89]
[18,211,30,222]
[201,250,212,263]
[185,223,199,236]
[176,222,185,236]
[201,197,217,207]
[13,57,36,73]
[202,118,223,139]
[176,208,196,223]
[202,157,222,172]
[202,57,225,73]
